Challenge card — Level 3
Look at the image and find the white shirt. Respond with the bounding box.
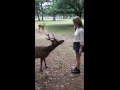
[74,28,84,45]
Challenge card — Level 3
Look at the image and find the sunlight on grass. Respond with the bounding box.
[35,19,84,34]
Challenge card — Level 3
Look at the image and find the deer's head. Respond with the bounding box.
[46,34,64,46]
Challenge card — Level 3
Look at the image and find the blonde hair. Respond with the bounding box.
[73,16,82,24]
[78,22,84,28]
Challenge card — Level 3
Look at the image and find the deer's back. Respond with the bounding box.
[35,46,49,58]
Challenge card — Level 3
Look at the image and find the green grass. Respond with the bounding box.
[35,19,84,34]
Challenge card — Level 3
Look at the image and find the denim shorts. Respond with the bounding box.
[73,42,84,53]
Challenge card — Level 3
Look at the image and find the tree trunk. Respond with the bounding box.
[37,15,40,21]
[79,12,82,18]
[79,6,84,18]
[76,11,82,18]
[53,14,56,21]
[41,8,43,20]
[41,2,43,21]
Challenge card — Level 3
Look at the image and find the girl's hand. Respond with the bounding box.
[79,49,82,54]
[74,23,77,28]
[79,45,83,54]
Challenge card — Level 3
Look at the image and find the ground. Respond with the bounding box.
[35,24,84,90]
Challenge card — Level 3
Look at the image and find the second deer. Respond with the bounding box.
[38,23,45,32]
[35,34,64,72]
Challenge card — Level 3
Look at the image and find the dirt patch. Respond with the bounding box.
[35,24,84,90]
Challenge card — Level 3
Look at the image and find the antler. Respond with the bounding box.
[46,34,51,40]
[52,34,56,39]
[46,34,56,42]
[49,34,56,40]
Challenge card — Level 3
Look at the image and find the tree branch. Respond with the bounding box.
[67,2,77,11]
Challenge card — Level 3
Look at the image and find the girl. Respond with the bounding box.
[71,16,84,74]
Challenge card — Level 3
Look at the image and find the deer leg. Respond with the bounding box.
[44,58,48,68]
[39,58,43,72]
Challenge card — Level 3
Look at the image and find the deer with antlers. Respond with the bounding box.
[35,34,64,72]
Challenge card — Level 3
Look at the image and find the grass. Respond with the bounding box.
[35,19,84,34]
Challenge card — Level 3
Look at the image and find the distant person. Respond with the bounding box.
[71,16,84,74]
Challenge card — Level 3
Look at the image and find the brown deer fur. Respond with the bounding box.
[38,23,45,32]
[35,34,64,72]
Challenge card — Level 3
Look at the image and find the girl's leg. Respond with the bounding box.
[71,43,81,74]
[76,52,81,70]
[71,52,81,74]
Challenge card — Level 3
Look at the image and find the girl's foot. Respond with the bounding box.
[71,67,80,74]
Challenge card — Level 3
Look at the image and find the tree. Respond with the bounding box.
[35,0,84,21]
[35,0,49,21]
[56,0,84,18]
[35,0,41,21]
[44,0,59,21]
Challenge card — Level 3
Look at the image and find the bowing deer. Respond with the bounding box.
[35,34,64,72]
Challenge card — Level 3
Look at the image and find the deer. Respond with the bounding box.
[35,34,64,72]
[38,23,45,32]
